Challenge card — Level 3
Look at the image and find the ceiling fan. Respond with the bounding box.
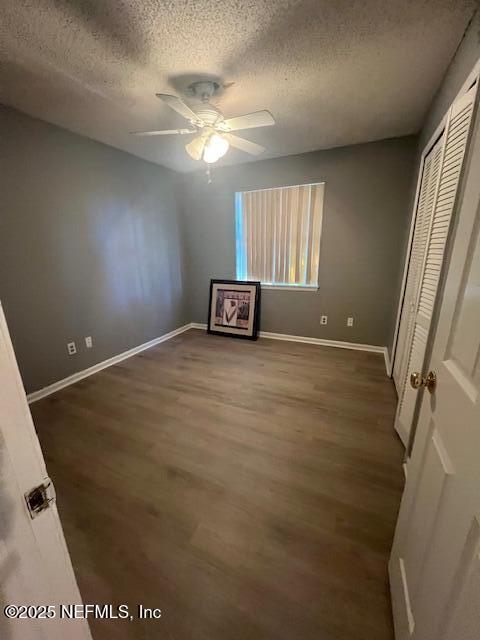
[131,80,275,164]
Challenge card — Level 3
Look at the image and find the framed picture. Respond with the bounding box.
[207,279,261,340]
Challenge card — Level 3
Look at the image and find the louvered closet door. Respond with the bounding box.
[394,140,442,397]
[395,83,477,447]
[394,136,444,445]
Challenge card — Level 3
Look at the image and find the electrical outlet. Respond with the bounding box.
[67,341,77,355]
[347,317,354,327]
[320,315,328,325]
[85,336,93,348]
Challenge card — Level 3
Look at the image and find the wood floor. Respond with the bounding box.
[32,329,404,640]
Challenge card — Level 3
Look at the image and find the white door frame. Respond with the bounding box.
[390,58,480,386]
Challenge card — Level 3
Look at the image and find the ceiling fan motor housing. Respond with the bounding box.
[187,81,224,125]
[188,80,220,102]
[192,105,223,126]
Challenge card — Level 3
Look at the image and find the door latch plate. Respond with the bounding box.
[24,479,56,519]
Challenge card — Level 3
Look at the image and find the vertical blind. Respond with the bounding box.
[235,183,324,286]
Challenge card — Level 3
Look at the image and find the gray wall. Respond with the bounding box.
[180,136,417,348]
[420,10,480,149]
[0,106,187,394]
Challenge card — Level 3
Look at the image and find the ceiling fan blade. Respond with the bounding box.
[224,133,265,156]
[131,128,196,136]
[156,94,202,123]
[221,110,275,132]
[185,135,207,160]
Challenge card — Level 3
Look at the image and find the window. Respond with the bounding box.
[235,182,324,289]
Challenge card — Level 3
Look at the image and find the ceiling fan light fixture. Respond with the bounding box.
[131,87,275,168]
[203,133,229,164]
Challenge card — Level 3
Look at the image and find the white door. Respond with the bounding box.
[393,134,444,395]
[389,94,480,640]
[0,301,91,640]
[394,83,477,447]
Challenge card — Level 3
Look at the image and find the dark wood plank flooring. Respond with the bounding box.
[32,329,403,640]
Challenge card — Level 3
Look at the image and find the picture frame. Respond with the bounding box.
[207,279,261,340]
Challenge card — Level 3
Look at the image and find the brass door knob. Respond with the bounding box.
[410,371,437,393]
[410,372,423,389]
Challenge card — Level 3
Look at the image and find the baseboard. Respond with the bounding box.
[190,323,390,375]
[27,323,193,403]
[28,323,391,403]
[384,347,392,377]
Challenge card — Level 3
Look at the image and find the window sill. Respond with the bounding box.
[261,284,319,292]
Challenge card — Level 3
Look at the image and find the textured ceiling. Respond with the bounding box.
[0,1,477,172]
